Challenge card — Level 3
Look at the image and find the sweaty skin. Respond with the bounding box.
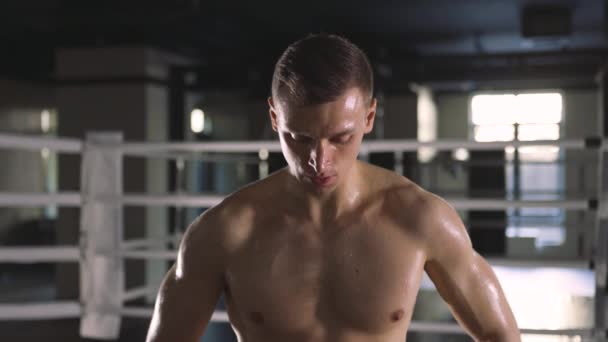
[146,88,521,342]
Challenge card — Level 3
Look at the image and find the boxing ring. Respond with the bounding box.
[0,131,606,341]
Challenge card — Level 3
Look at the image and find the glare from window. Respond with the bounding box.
[41,148,50,159]
[506,226,565,247]
[190,108,205,133]
[506,146,560,162]
[416,86,437,162]
[517,124,560,141]
[452,148,469,161]
[495,267,594,333]
[473,125,514,142]
[516,93,562,124]
[419,266,594,336]
[471,94,517,125]
[258,149,269,161]
[41,109,51,133]
[518,146,560,162]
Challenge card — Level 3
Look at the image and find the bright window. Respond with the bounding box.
[472,93,562,125]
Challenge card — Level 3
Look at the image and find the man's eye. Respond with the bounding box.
[333,135,353,144]
[290,134,312,143]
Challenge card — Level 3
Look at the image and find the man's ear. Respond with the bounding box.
[363,98,377,134]
[268,97,279,132]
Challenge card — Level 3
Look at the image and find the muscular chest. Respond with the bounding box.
[225,220,425,334]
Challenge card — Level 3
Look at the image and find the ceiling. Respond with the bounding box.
[0,0,606,90]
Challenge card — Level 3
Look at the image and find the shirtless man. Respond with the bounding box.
[146,34,520,342]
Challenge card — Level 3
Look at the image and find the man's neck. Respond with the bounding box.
[285,163,366,224]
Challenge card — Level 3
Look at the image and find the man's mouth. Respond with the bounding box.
[308,175,336,187]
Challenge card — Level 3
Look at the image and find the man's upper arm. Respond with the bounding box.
[146,210,227,342]
[421,195,520,341]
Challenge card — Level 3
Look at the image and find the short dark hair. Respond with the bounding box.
[271,34,374,107]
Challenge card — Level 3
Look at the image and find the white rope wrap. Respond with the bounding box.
[79,133,124,339]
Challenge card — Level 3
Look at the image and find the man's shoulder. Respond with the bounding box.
[185,170,287,250]
[381,179,467,251]
[363,164,454,230]
[220,168,287,213]
[361,162,428,206]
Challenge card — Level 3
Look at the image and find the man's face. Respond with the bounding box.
[269,88,376,193]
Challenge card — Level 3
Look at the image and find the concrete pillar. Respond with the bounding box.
[0,81,55,236]
[54,47,189,304]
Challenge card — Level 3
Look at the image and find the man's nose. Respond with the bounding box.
[308,140,330,174]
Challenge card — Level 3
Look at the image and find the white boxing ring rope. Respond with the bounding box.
[0,246,79,263]
[0,191,81,207]
[0,192,592,210]
[2,132,601,155]
[0,133,83,153]
[0,132,605,339]
[118,138,601,155]
[0,302,82,320]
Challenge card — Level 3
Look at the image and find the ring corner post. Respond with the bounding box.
[79,132,124,340]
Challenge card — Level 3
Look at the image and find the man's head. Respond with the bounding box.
[268,34,376,193]
[271,33,373,107]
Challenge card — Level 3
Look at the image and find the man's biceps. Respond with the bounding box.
[171,270,223,298]
[157,269,222,321]
[428,243,473,272]
[425,250,476,289]
[425,259,458,287]
[426,217,473,262]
